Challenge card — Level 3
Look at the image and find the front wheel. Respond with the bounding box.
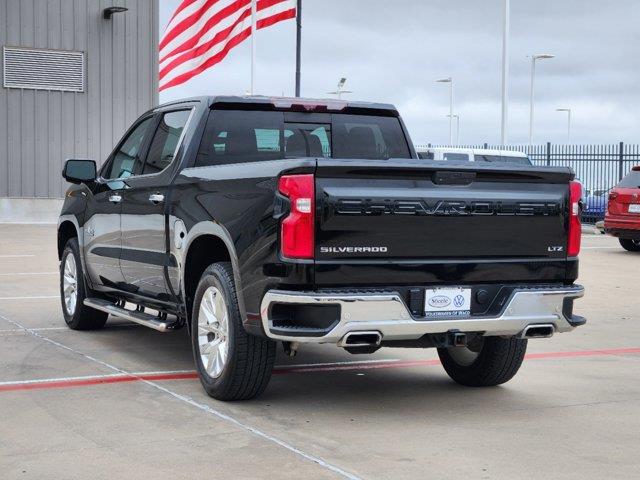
[619,238,640,252]
[437,336,527,387]
[60,238,108,330]
[191,262,276,401]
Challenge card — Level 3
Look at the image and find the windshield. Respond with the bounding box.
[618,170,640,188]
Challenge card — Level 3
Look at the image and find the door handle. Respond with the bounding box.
[109,194,122,204]
[149,193,165,204]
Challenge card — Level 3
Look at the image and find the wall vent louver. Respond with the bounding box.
[3,46,84,92]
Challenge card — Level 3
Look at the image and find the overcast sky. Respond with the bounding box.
[159,0,640,145]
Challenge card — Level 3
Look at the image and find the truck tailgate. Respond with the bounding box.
[314,160,575,285]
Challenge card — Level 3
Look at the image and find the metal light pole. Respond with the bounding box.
[437,77,453,144]
[447,114,460,144]
[556,108,571,143]
[295,0,302,97]
[529,53,554,144]
[500,0,510,145]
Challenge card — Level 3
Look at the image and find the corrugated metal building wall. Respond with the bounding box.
[0,0,159,199]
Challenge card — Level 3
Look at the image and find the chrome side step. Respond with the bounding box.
[84,298,177,332]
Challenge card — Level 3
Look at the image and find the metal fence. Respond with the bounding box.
[417,142,640,224]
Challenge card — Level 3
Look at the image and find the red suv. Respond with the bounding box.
[605,166,640,251]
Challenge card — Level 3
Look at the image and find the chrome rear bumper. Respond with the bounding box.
[259,285,585,344]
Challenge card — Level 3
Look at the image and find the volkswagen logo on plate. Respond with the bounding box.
[453,295,465,308]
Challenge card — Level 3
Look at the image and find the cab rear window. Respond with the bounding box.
[195,110,410,166]
[331,114,411,160]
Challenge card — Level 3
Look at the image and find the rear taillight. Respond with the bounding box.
[568,180,582,257]
[278,174,315,259]
[608,190,619,202]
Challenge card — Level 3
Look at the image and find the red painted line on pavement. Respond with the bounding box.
[525,347,640,359]
[0,372,197,393]
[1,347,639,393]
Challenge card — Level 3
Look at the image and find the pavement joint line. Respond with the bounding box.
[0,254,36,258]
[0,295,59,300]
[0,311,363,480]
[0,324,147,336]
[0,272,58,276]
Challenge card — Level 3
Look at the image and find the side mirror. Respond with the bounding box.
[62,159,97,184]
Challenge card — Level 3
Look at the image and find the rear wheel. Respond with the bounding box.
[437,336,527,387]
[191,262,276,401]
[619,238,640,252]
[60,238,108,330]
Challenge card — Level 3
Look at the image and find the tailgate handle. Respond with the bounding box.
[433,171,476,185]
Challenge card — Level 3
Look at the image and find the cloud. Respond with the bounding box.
[160,0,639,144]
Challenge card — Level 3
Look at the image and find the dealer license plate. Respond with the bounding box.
[424,287,471,317]
[629,204,640,213]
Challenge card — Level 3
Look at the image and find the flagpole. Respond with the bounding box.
[250,0,257,95]
[295,0,302,97]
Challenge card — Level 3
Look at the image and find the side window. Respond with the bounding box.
[143,110,191,175]
[442,153,470,161]
[103,117,153,180]
[196,110,284,167]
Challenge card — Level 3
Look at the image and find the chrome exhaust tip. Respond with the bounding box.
[519,324,555,339]
[338,331,382,348]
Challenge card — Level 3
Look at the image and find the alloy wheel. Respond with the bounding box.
[62,254,78,315]
[197,286,230,378]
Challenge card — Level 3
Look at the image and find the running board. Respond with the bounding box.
[84,298,177,332]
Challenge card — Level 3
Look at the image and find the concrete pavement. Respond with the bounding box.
[0,224,639,479]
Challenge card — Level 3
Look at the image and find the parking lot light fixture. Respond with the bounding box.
[529,53,555,144]
[437,77,453,144]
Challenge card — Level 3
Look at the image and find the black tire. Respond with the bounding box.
[60,238,108,330]
[191,262,276,401]
[437,336,527,387]
[619,238,640,252]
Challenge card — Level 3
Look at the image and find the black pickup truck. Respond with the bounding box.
[58,96,585,400]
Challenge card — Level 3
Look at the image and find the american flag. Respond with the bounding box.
[159,0,297,91]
